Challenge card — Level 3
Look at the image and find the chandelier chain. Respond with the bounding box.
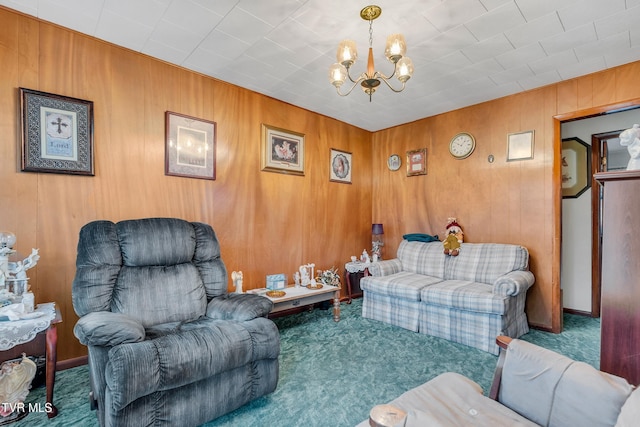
[369,19,373,48]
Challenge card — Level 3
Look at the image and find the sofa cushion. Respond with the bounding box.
[444,243,529,284]
[616,386,640,427]
[356,372,537,427]
[361,271,443,301]
[397,241,446,278]
[500,339,633,427]
[421,280,507,315]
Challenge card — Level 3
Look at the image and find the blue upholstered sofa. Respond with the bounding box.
[361,240,534,354]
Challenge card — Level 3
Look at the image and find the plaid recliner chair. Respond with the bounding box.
[72,218,280,426]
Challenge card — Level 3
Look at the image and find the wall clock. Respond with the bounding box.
[387,154,401,171]
[449,132,476,159]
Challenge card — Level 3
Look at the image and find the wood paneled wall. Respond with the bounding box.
[3,6,640,361]
[373,60,640,332]
[0,9,372,361]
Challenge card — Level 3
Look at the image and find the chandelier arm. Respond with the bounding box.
[335,78,364,97]
[377,75,407,93]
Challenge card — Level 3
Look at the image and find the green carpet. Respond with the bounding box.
[12,299,600,427]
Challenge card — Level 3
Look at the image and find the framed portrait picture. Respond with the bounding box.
[330,148,352,184]
[562,137,591,198]
[507,130,534,161]
[406,148,427,176]
[20,88,94,175]
[165,111,216,180]
[261,124,305,176]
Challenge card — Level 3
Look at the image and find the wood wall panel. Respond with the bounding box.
[0,9,371,361]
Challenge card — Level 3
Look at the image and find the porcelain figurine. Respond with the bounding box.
[619,124,640,171]
[231,271,243,293]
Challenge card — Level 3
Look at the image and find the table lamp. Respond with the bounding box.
[372,224,384,260]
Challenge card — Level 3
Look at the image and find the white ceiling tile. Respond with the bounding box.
[424,0,488,32]
[462,33,514,63]
[95,10,155,52]
[215,6,274,45]
[161,1,222,39]
[465,1,525,41]
[495,42,547,69]
[528,49,578,75]
[574,31,630,62]
[558,0,626,31]
[514,0,582,22]
[557,56,607,80]
[2,0,639,131]
[505,12,564,48]
[539,23,597,56]
[517,69,562,90]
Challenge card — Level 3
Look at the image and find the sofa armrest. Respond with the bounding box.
[74,311,145,347]
[206,293,273,321]
[493,271,534,296]
[368,258,403,276]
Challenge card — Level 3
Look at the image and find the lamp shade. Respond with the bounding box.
[372,224,384,235]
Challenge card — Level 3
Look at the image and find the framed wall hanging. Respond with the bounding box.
[406,148,427,176]
[20,88,94,175]
[261,124,305,176]
[507,130,534,161]
[330,148,352,184]
[165,111,216,180]
[562,137,591,198]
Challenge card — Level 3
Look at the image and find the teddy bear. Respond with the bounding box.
[443,218,463,256]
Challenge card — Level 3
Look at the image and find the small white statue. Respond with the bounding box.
[361,249,370,263]
[299,265,310,287]
[231,271,243,294]
[619,124,640,171]
[293,271,301,287]
[7,249,40,279]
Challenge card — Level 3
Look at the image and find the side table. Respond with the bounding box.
[344,261,375,303]
[0,303,62,420]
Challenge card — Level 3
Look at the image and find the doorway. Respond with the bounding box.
[557,105,640,320]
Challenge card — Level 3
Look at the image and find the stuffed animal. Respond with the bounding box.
[443,218,463,256]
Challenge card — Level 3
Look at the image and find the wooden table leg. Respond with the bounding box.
[333,291,341,322]
[45,324,58,418]
[344,270,353,304]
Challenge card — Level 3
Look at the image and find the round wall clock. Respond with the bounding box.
[387,154,401,171]
[449,132,476,159]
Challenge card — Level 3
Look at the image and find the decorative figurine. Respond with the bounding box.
[231,271,243,293]
[443,218,464,256]
[361,249,370,263]
[619,124,640,171]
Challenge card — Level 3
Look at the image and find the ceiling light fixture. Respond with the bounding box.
[328,5,414,101]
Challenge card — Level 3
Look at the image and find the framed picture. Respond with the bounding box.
[261,124,305,176]
[406,148,427,176]
[165,111,216,180]
[20,88,94,175]
[507,130,534,161]
[562,137,591,198]
[330,148,352,184]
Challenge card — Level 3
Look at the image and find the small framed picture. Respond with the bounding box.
[562,137,591,198]
[20,88,94,175]
[507,130,534,161]
[406,148,427,176]
[330,148,352,184]
[261,124,305,176]
[165,111,216,180]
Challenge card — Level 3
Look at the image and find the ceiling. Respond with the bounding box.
[2,0,640,132]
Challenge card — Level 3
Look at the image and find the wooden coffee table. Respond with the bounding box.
[262,285,341,322]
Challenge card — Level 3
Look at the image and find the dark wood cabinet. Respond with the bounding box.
[595,170,640,385]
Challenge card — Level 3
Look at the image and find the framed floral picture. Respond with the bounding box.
[261,124,305,176]
[330,148,352,184]
[406,148,427,176]
[165,111,216,180]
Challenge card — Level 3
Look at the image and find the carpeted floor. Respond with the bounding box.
[12,299,600,427]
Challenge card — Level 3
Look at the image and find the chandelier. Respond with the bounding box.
[328,5,414,101]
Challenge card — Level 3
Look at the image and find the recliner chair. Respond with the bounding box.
[72,218,280,426]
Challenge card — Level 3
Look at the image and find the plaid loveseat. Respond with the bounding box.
[361,240,534,354]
